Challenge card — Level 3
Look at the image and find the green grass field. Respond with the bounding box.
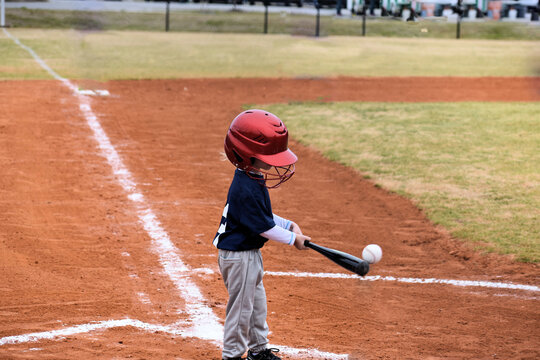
[1,28,538,261]
[262,102,540,262]
[1,29,539,80]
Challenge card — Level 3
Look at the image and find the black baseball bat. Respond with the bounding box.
[304,240,369,276]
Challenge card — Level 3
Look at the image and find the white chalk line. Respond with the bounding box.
[0,319,347,359]
[0,319,346,359]
[193,267,539,294]
[2,28,348,360]
[0,319,165,346]
[265,272,540,293]
[77,89,110,97]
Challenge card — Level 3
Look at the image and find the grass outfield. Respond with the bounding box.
[1,29,539,80]
[263,102,540,262]
[5,8,540,40]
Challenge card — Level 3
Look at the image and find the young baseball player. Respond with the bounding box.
[214,109,310,360]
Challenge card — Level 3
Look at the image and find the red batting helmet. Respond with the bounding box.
[224,109,297,188]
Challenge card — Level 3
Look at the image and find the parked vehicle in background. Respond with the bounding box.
[352,0,538,19]
[501,0,538,19]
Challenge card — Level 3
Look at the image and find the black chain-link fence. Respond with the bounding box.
[2,0,539,39]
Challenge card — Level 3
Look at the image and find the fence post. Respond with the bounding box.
[362,3,366,36]
[315,0,321,37]
[264,0,269,34]
[456,0,462,39]
[165,0,170,32]
[1,0,5,28]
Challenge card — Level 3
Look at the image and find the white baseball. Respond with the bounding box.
[362,244,382,264]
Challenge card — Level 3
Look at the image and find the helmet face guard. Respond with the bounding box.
[225,109,297,188]
[246,164,295,189]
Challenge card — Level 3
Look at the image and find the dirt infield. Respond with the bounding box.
[1,77,539,359]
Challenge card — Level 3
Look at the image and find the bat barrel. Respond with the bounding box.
[304,240,369,276]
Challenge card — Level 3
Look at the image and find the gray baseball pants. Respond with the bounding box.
[218,249,269,360]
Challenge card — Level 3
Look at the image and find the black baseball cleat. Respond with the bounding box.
[247,348,281,360]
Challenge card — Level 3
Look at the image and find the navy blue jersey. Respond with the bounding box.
[213,169,275,251]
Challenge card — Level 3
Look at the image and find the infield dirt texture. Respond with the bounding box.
[1,34,539,359]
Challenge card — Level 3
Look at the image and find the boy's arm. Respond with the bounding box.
[264,215,309,250]
[261,225,295,246]
[273,214,302,233]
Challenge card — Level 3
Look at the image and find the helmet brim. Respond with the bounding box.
[255,149,298,167]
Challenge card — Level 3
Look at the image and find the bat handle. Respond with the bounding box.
[304,240,311,247]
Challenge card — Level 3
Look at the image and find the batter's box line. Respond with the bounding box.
[265,271,540,294]
[0,318,349,359]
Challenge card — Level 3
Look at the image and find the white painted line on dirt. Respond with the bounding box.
[76,89,95,96]
[3,29,349,360]
[127,192,144,202]
[0,319,348,359]
[95,90,110,96]
[137,209,222,341]
[0,319,162,346]
[194,268,215,275]
[76,89,111,96]
[266,271,540,293]
[277,345,348,359]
